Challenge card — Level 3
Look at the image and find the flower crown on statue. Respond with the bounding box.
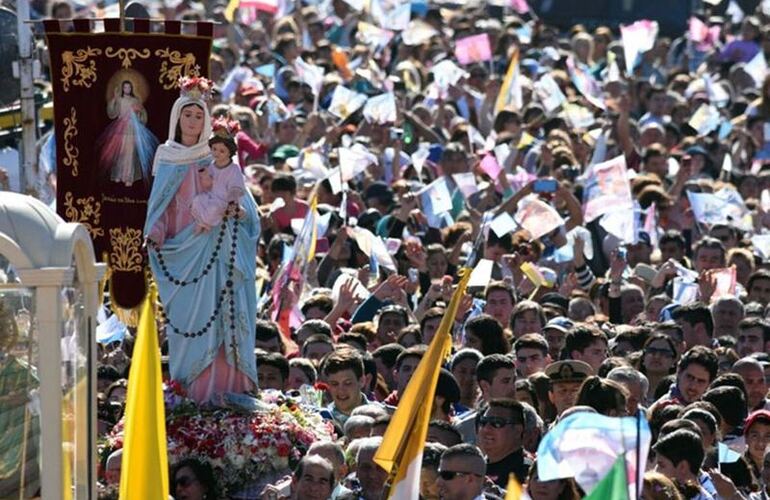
[211,118,241,140]
[178,76,213,101]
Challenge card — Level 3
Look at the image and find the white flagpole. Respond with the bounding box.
[16,0,36,194]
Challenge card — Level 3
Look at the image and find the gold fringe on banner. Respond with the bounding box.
[102,251,142,328]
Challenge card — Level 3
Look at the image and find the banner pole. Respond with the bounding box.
[119,0,126,32]
[636,410,641,500]
[16,0,35,194]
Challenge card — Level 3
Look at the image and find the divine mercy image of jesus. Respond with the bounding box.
[97,77,159,187]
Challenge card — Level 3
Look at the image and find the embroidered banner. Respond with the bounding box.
[46,20,213,311]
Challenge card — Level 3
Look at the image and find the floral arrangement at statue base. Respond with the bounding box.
[100,381,334,497]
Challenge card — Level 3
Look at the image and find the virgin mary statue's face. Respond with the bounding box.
[179,104,205,142]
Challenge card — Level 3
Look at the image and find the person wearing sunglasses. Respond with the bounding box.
[436,443,487,500]
[640,334,679,404]
[476,398,531,488]
[171,458,218,500]
[454,354,517,445]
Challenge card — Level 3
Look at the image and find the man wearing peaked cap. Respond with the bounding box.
[545,360,593,418]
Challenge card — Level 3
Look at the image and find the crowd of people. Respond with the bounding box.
[12,0,770,498]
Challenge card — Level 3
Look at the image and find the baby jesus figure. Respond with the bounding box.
[190,118,247,233]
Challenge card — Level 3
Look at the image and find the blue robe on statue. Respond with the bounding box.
[143,94,259,400]
[145,155,260,392]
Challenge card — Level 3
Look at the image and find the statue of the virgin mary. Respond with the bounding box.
[144,77,260,404]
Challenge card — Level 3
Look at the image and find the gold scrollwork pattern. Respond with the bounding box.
[60,47,102,92]
[63,192,104,238]
[105,47,151,69]
[109,227,143,273]
[154,48,200,89]
[62,107,79,177]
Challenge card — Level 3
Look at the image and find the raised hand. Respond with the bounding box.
[334,277,361,314]
[698,269,717,303]
[706,468,742,500]
[456,293,473,319]
[373,273,408,301]
[573,235,586,267]
[405,240,428,271]
[396,193,419,221]
[609,249,626,282]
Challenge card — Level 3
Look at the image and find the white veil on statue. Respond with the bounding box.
[152,84,214,174]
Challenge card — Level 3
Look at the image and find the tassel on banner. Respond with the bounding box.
[102,252,142,328]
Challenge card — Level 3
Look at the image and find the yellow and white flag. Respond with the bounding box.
[505,474,530,500]
[224,0,239,22]
[374,268,472,498]
[328,85,368,120]
[496,47,522,113]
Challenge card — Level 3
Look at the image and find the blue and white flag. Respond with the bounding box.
[419,177,453,228]
[672,277,699,305]
[718,442,742,464]
[363,92,397,124]
[687,189,751,229]
[537,411,650,499]
[688,104,721,136]
[96,314,128,345]
[687,191,729,225]
[329,86,368,120]
[370,0,411,31]
[294,57,325,95]
[351,226,397,272]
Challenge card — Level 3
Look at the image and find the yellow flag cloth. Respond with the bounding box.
[374,268,472,498]
[224,0,239,22]
[520,261,553,288]
[119,287,169,500]
[505,474,523,500]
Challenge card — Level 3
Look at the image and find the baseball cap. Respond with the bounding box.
[745,410,770,435]
[543,316,574,334]
[270,144,300,163]
[686,145,709,157]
